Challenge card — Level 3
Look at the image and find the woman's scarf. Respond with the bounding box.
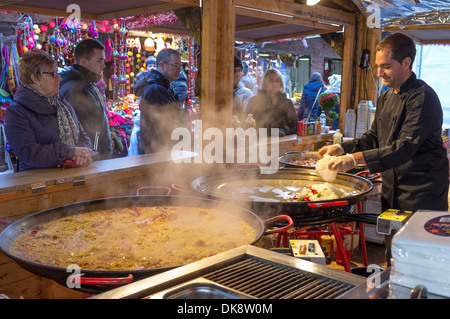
[25,85,79,145]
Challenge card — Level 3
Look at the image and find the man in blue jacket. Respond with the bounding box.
[133,49,186,154]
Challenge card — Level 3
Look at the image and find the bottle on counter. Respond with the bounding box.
[333,129,343,144]
[297,120,304,136]
[245,114,256,129]
[232,115,242,129]
[319,112,327,134]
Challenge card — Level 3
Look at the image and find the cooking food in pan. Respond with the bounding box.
[289,158,318,167]
[213,179,359,203]
[290,182,358,202]
[278,152,319,169]
[10,206,257,271]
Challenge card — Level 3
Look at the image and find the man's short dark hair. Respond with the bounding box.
[156,49,181,67]
[377,33,416,70]
[74,38,105,63]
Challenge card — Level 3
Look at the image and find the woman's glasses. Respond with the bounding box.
[39,71,59,78]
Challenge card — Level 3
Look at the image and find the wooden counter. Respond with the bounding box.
[277,132,333,154]
[0,150,207,299]
[0,134,329,299]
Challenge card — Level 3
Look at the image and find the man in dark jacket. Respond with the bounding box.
[59,39,112,160]
[318,33,449,265]
[133,49,186,154]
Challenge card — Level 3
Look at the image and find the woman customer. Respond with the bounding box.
[245,68,297,137]
[297,72,327,122]
[5,50,92,172]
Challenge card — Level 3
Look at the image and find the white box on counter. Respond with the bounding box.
[390,211,450,298]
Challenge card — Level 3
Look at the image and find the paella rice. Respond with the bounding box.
[10,206,257,271]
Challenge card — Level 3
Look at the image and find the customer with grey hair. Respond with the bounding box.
[133,48,187,154]
[297,72,327,122]
[5,50,92,171]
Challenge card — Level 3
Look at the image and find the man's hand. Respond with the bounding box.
[329,154,357,172]
[318,144,344,159]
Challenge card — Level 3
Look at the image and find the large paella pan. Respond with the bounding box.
[0,195,291,293]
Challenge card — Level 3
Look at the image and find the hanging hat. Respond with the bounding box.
[143,37,155,51]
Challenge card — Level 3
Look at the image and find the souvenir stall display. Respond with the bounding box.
[0,10,199,159]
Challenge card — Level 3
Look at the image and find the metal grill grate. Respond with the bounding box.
[204,256,354,299]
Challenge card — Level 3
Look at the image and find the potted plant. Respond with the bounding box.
[318,92,339,129]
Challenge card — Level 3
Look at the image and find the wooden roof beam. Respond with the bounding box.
[384,24,450,45]
[238,25,342,43]
[97,0,199,20]
[235,0,355,27]
[384,24,450,31]
[236,21,286,33]
[236,6,344,31]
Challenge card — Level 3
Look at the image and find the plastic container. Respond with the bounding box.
[320,235,335,254]
[356,100,369,138]
[333,129,343,144]
[245,114,256,129]
[344,109,355,138]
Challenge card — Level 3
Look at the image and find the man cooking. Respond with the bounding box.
[318,33,449,265]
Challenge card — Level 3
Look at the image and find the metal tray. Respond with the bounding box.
[150,278,255,299]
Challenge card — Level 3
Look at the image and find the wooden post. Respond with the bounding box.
[353,16,382,107]
[341,14,381,132]
[339,20,357,131]
[200,0,236,133]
